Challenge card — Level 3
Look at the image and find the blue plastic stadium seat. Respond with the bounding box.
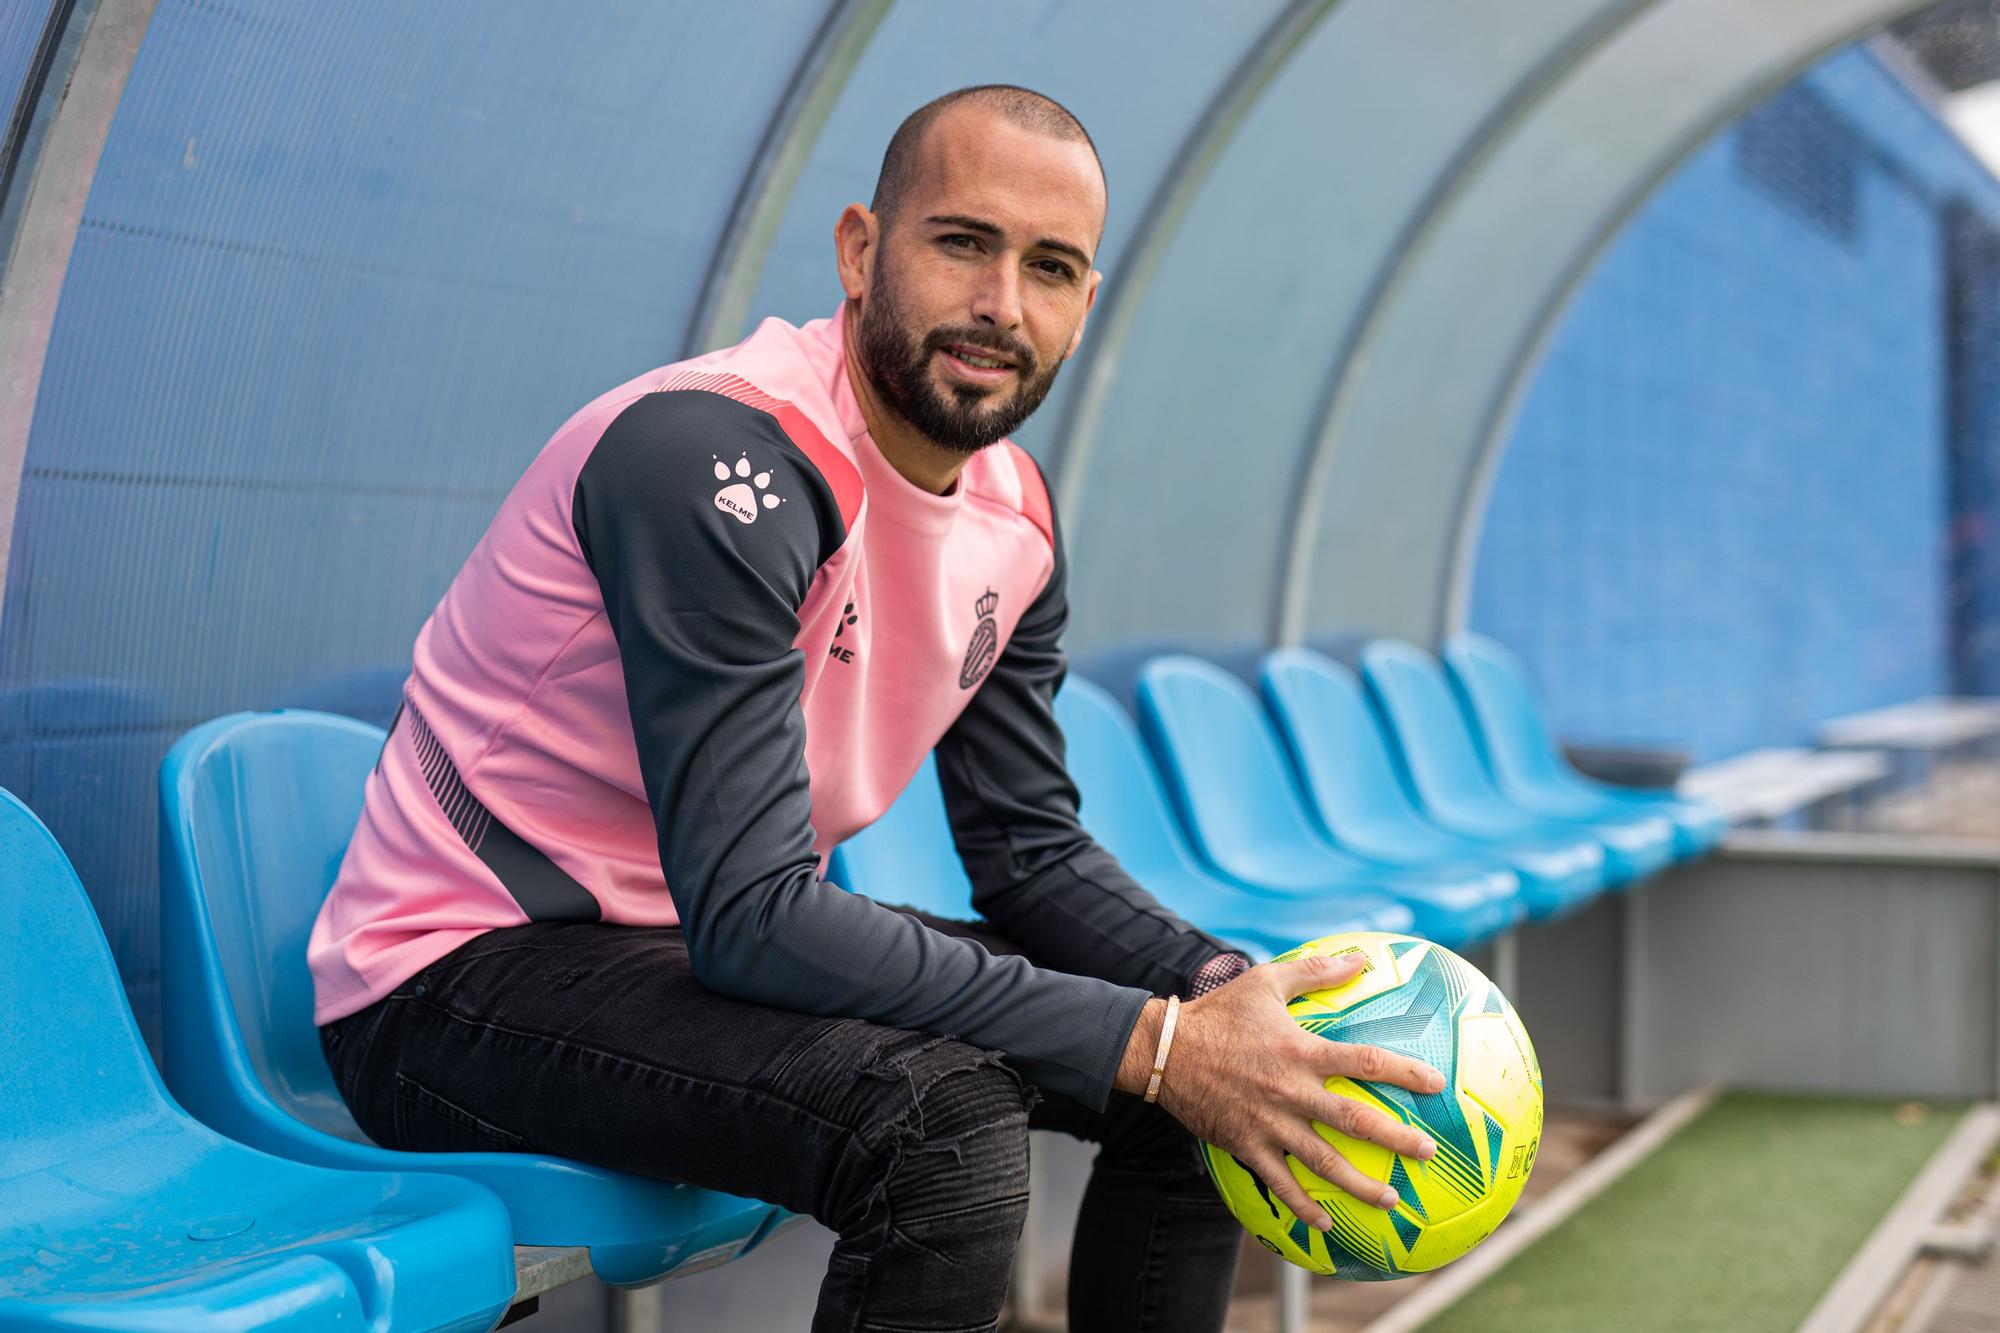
[1442,632,1726,857]
[830,740,1412,960]
[1359,641,1677,888]
[1259,648,1602,920]
[159,710,781,1289]
[0,787,515,1332]
[1055,678,1414,956]
[1135,656,1524,951]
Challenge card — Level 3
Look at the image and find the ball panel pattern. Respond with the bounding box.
[1201,932,1543,1278]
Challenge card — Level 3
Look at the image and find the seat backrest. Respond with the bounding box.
[1134,655,1331,879]
[1259,647,1434,845]
[827,752,977,919]
[160,710,385,1140]
[0,788,171,1155]
[1358,640,1503,818]
[1443,632,1566,791]
[1051,675,1205,882]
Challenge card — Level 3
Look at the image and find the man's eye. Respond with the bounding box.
[1035,260,1076,281]
[940,234,978,251]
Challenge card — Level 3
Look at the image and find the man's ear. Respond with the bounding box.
[835,204,878,302]
[1065,268,1103,360]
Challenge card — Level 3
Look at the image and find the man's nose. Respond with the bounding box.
[969,260,1023,330]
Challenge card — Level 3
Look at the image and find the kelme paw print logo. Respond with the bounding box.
[828,600,861,665]
[713,453,784,525]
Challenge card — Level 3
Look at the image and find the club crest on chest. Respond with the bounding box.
[960,589,1000,690]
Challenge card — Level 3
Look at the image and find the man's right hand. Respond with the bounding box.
[1115,951,1444,1231]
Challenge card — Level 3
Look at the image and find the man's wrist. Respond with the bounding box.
[1113,996,1168,1096]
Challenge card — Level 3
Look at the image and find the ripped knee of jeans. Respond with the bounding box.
[863,1033,1032,1159]
[828,1034,1033,1240]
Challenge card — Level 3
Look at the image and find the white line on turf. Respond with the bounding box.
[1796,1102,2000,1333]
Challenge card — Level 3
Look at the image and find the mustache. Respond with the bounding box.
[921,326,1037,378]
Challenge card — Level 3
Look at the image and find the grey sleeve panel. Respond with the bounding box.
[571,390,1149,1108]
[935,478,1250,1000]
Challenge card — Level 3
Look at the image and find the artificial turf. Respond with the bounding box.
[1422,1093,1968,1333]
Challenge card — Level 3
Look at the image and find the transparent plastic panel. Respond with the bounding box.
[1062,0,1624,654]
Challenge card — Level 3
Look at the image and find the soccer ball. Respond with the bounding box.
[1202,932,1543,1279]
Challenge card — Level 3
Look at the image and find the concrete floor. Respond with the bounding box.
[1866,760,2000,841]
[1864,1150,2000,1333]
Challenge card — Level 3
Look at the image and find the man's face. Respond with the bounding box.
[855,107,1104,454]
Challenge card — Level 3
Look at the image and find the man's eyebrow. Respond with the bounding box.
[923,214,1092,268]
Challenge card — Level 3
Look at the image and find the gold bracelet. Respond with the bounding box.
[1143,994,1181,1104]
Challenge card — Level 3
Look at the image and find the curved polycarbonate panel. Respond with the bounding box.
[0,1,59,161]
[739,0,1293,461]
[1469,47,1997,760]
[1294,0,1931,645]
[2,0,830,1039]
[680,0,893,358]
[1061,0,1633,655]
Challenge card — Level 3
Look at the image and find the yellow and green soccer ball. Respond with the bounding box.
[1202,932,1543,1279]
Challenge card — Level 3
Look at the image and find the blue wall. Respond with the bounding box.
[1471,48,2000,761]
[1948,202,2000,695]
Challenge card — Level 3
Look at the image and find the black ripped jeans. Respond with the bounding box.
[319,913,1243,1333]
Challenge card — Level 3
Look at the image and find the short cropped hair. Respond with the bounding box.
[871,84,1104,229]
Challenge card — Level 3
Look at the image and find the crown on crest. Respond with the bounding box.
[974,589,999,619]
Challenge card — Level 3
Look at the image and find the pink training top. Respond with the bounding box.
[307,304,1227,1107]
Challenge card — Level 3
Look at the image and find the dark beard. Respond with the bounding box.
[855,269,1065,455]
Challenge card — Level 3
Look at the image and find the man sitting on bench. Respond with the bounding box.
[307,84,1441,1332]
